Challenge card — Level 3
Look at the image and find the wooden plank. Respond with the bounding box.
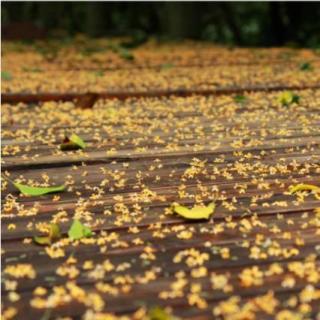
[2,60,320,319]
[2,84,320,104]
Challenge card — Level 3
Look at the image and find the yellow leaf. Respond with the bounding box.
[172,202,215,220]
[278,91,300,106]
[34,223,61,246]
[289,184,320,199]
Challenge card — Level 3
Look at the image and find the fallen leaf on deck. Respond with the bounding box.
[13,182,65,196]
[289,183,320,199]
[234,95,247,104]
[60,133,86,150]
[68,220,93,241]
[34,223,61,246]
[172,202,215,220]
[147,306,179,320]
[278,91,300,106]
[75,92,99,109]
[2,71,12,81]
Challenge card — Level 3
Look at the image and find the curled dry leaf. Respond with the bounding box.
[75,92,99,109]
[34,223,61,246]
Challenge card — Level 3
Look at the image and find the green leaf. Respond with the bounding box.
[68,220,93,241]
[13,182,65,196]
[2,71,12,81]
[234,95,246,104]
[34,223,61,246]
[34,236,51,245]
[69,133,86,149]
[299,62,312,71]
[147,307,178,320]
[172,202,215,220]
[60,133,86,150]
[278,91,300,106]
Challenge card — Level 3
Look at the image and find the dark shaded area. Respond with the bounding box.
[2,2,320,47]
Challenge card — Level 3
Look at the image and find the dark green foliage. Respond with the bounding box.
[2,3,320,47]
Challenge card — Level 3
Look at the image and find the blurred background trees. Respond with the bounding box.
[2,2,320,47]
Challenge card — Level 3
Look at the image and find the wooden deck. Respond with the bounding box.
[2,45,320,320]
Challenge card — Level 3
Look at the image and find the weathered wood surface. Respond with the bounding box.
[3,61,320,95]
[1,71,320,319]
